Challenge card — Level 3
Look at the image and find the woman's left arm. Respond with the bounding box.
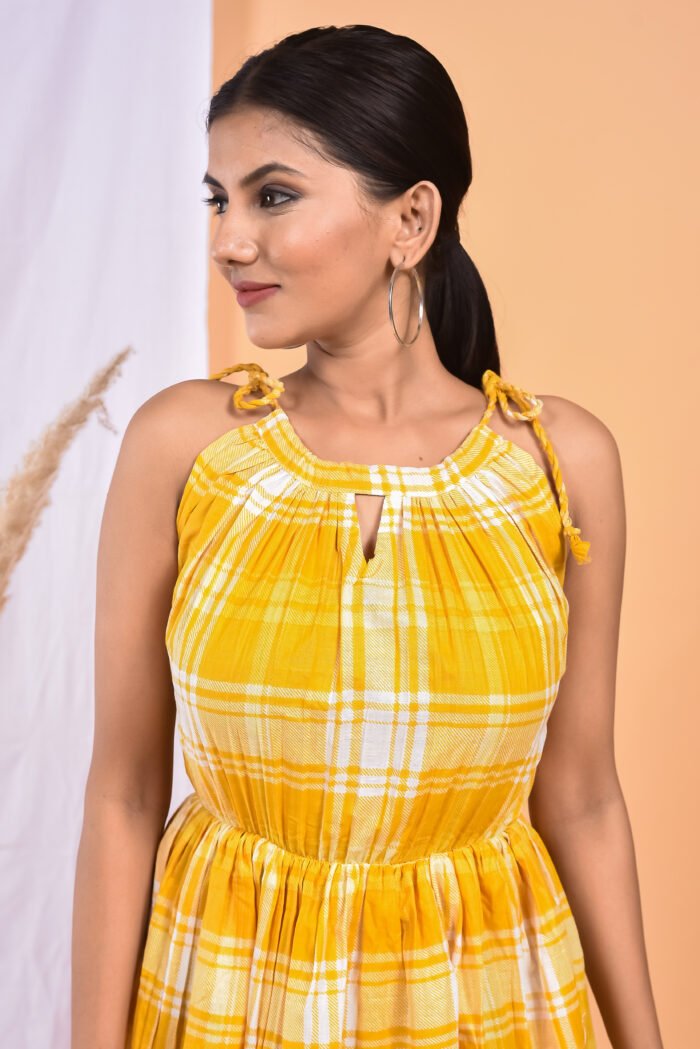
[528,397,665,1049]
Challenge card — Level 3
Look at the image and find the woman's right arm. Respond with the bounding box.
[71,383,196,1049]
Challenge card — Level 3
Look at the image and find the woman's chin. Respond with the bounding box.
[244,328,306,352]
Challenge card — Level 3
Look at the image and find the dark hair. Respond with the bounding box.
[206,24,500,387]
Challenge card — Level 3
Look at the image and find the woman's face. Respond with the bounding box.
[204,106,437,354]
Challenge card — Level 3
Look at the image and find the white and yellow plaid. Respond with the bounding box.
[126,364,595,1048]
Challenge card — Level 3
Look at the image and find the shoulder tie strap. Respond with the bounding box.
[209,361,285,412]
[481,369,592,565]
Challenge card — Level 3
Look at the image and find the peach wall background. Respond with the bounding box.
[208,4,699,1045]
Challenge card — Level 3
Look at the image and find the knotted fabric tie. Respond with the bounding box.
[481,370,592,565]
[209,361,286,411]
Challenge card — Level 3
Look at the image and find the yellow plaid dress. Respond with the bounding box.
[126,363,596,1048]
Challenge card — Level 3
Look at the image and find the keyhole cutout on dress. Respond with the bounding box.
[353,493,386,564]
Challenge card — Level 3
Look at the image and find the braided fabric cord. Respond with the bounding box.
[209,361,286,411]
[482,370,591,564]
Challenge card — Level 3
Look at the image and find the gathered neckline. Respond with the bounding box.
[254,396,504,496]
[191,363,591,564]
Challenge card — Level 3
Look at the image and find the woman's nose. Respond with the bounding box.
[209,211,260,267]
[210,234,258,268]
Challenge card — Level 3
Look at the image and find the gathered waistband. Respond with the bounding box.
[185,792,531,872]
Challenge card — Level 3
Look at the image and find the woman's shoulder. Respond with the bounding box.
[534,389,621,527]
[125,376,271,501]
[134,373,271,425]
[535,388,617,451]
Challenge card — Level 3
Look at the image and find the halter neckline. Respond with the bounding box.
[208,362,591,564]
[261,398,498,493]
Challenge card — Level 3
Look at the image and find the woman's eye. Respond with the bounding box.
[201,194,226,214]
[200,187,294,215]
[259,187,294,208]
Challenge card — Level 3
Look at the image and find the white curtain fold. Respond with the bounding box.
[0,2,212,1044]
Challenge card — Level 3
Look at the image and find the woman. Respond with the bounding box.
[72,24,664,1049]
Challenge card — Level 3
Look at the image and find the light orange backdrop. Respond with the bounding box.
[208,4,699,1045]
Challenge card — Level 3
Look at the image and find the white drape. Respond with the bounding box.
[0,2,212,1043]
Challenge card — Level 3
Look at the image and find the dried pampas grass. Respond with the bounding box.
[0,344,135,615]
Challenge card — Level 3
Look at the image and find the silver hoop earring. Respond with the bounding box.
[388,256,424,346]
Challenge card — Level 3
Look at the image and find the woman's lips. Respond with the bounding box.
[236,285,279,307]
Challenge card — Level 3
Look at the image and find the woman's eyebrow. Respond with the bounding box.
[202,163,307,190]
